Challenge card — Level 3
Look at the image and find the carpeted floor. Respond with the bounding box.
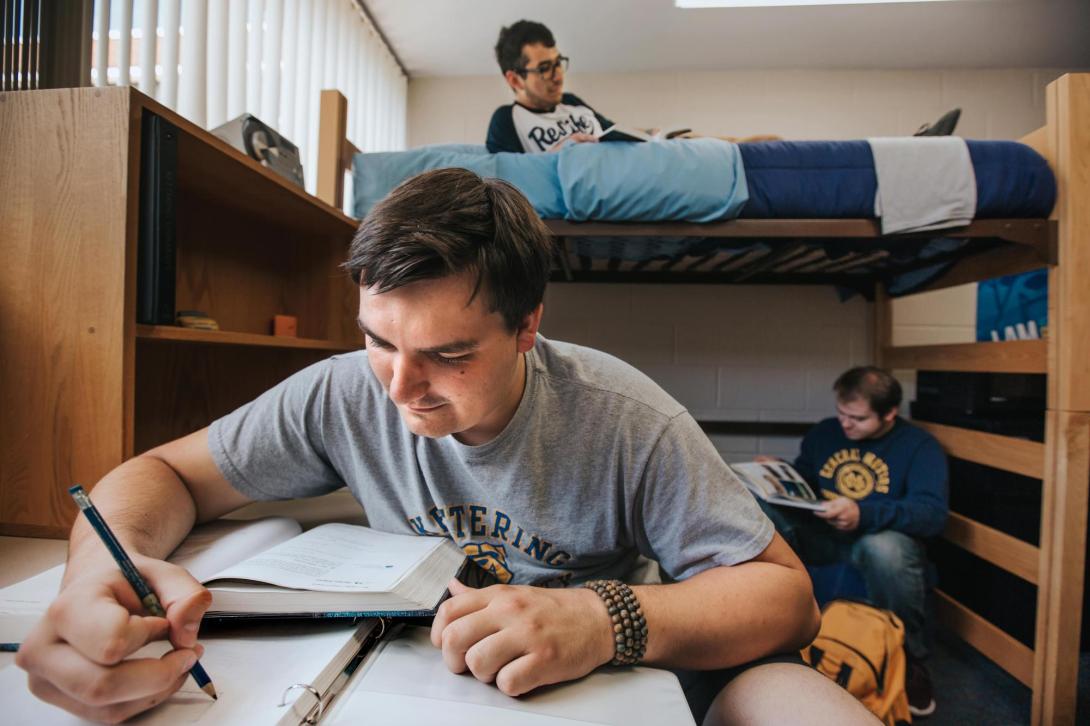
[921,629,1089,726]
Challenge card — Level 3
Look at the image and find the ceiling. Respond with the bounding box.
[366,0,1090,78]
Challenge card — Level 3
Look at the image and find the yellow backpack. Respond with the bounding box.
[801,599,912,726]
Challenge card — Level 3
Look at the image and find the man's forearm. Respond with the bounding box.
[633,563,819,671]
[66,456,198,580]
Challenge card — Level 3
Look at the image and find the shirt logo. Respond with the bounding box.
[526,112,595,151]
[819,448,891,499]
[462,542,513,584]
[836,462,876,499]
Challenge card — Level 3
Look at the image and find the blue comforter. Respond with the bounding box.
[354,139,747,222]
[352,139,1055,222]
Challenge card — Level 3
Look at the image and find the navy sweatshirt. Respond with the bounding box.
[793,417,949,538]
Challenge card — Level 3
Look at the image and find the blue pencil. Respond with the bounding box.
[68,485,217,700]
[0,642,19,652]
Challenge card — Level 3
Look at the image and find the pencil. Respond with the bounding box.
[0,642,19,652]
[68,485,217,700]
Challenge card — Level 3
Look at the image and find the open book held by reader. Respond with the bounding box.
[731,461,827,511]
[598,124,692,143]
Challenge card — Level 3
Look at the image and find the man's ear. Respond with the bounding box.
[503,69,524,95]
[883,406,899,424]
[515,304,544,353]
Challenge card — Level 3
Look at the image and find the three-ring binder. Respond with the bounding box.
[277,618,391,725]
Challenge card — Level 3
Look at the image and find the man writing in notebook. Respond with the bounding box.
[17,169,876,725]
[757,367,948,718]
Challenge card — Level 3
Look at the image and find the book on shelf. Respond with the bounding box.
[168,518,470,618]
[730,461,827,511]
[136,111,178,326]
[598,124,692,143]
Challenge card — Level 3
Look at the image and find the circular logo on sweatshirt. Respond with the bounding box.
[835,462,876,499]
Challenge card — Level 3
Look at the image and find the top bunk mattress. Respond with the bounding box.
[352,138,1056,223]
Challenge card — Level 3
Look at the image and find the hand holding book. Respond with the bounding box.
[812,496,861,532]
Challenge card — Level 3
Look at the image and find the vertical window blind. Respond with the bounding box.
[90,0,407,200]
[2,0,41,90]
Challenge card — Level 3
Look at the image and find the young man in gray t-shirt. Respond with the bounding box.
[17,169,876,725]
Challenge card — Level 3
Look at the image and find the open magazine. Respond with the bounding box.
[731,461,827,511]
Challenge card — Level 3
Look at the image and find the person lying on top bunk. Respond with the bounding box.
[756,366,949,719]
[485,19,959,155]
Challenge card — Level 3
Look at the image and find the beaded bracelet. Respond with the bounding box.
[583,579,648,666]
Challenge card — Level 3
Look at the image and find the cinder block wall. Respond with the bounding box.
[409,68,1069,457]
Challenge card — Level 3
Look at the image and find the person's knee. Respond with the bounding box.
[703,663,880,726]
[850,530,921,572]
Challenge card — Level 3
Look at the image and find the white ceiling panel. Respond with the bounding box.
[365,0,1090,77]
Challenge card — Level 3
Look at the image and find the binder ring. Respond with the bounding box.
[277,682,324,723]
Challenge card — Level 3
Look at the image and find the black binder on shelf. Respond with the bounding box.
[136,111,178,325]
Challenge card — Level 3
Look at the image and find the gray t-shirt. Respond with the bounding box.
[208,336,773,587]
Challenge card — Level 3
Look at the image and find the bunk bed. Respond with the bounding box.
[316,73,1089,726]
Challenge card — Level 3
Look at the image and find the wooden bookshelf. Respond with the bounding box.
[0,87,362,537]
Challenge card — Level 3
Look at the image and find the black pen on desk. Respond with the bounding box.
[68,485,217,700]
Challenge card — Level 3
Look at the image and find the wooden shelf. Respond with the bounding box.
[135,88,359,237]
[137,325,358,352]
[0,87,362,536]
[883,340,1047,373]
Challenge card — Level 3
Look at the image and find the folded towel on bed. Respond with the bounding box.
[868,137,977,235]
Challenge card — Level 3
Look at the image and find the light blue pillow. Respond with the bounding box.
[556,138,749,222]
[352,146,566,220]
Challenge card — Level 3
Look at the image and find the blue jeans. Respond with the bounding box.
[759,501,931,659]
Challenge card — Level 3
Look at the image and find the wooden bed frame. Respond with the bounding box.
[318,73,1089,725]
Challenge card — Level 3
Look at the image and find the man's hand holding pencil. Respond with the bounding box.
[15,492,214,723]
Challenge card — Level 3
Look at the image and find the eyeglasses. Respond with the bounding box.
[517,55,569,79]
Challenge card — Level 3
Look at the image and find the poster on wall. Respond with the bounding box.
[976,269,1048,342]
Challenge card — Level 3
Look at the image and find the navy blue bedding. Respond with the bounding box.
[739,140,1055,219]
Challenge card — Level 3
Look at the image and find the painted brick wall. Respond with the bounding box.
[540,283,870,459]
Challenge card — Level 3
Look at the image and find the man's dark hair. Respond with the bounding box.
[494,20,555,75]
[345,168,553,332]
[833,366,903,417]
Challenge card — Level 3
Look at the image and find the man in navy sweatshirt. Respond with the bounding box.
[759,365,948,718]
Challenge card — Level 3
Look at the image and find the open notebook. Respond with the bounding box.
[322,625,696,726]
